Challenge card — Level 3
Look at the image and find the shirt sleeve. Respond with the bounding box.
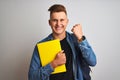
[78,38,97,66]
[28,45,54,80]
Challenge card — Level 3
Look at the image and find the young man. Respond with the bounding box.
[28,4,96,80]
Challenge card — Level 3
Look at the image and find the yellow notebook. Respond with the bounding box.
[37,39,66,74]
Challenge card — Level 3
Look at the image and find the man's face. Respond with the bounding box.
[49,12,68,35]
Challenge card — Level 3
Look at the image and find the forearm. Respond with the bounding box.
[78,38,97,66]
[28,63,53,80]
[28,46,53,80]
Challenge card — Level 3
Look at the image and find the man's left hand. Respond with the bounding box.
[71,24,83,40]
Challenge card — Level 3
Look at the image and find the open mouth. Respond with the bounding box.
[55,25,63,31]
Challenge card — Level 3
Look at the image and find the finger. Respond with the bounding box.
[61,54,66,59]
[60,50,64,53]
[58,50,64,53]
[71,24,80,32]
[71,27,75,32]
[73,24,78,28]
[75,24,80,26]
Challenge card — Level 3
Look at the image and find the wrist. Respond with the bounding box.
[50,60,58,68]
[78,36,85,43]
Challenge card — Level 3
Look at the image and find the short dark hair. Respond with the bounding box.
[48,4,67,16]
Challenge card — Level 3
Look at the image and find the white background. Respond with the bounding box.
[0,0,120,80]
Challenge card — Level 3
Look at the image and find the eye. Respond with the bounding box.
[60,19,64,22]
[52,19,57,22]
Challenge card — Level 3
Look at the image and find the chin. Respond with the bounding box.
[55,31,65,35]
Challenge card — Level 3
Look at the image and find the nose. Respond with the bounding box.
[56,20,61,26]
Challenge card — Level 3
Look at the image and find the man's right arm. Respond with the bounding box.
[28,46,53,80]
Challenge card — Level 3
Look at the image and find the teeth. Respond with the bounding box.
[56,26,62,30]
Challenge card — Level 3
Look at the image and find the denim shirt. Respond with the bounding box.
[28,32,97,80]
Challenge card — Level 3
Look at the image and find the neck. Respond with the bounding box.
[53,32,66,40]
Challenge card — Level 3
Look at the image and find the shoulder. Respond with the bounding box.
[37,33,53,43]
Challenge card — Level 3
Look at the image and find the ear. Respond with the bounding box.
[48,20,51,26]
